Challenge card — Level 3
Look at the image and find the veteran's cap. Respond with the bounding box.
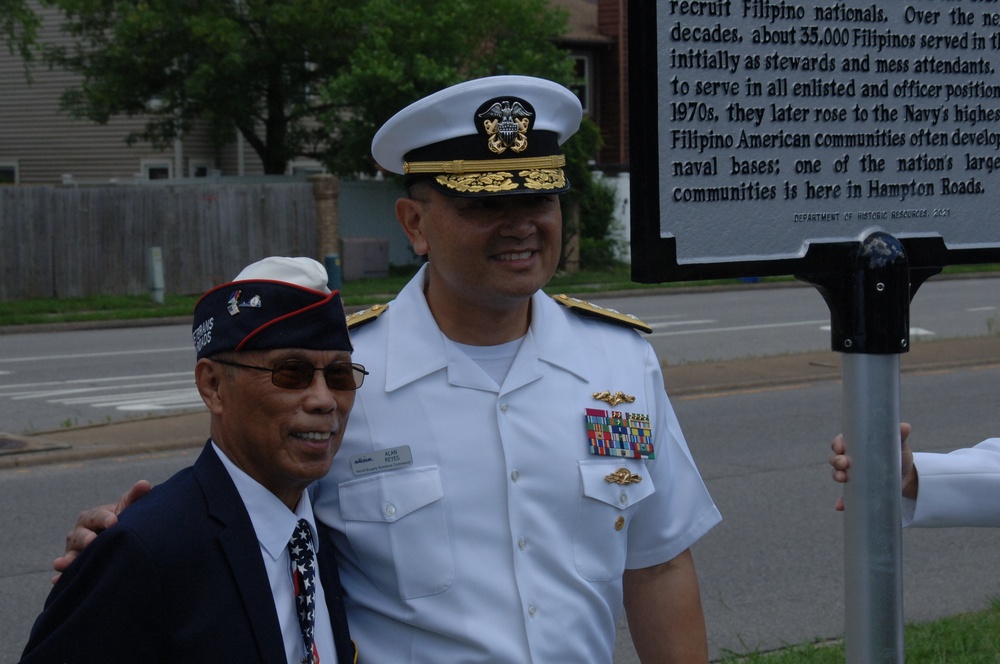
[371,75,582,197]
[192,256,352,360]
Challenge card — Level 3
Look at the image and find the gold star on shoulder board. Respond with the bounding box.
[552,295,652,334]
[346,303,389,330]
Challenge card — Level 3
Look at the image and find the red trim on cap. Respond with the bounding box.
[234,289,340,352]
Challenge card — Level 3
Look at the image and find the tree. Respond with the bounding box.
[318,0,574,175]
[42,0,362,174]
[41,0,574,175]
[1,0,41,62]
[40,0,621,269]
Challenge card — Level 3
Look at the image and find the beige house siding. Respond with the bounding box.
[0,4,264,185]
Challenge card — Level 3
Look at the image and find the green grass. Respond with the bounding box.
[717,597,1000,663]
[0,265,788,326]
[0,293,201,326]
[1,264,997,328]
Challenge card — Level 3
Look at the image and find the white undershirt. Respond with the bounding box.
[212,442,338,664]
[448,336,524,387]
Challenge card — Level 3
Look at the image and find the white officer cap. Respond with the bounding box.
[371,75,582,197]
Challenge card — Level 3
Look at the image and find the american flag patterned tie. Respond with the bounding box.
[288,519,319,664]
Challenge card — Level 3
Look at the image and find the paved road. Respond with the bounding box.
[668,364,1000,663]
[1,275,997,435]
[593,275,999,365]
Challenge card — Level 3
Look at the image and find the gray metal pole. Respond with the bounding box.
[841,353,904,663]
[800,230,913,663]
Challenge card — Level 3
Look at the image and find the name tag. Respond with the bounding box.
[350,445,414,476]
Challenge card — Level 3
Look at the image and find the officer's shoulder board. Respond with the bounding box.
[346,303,389,330]
[551,294,652,334]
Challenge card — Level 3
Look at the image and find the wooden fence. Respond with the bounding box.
[0,182,320,301]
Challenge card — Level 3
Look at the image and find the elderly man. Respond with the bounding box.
[22,257,360,663]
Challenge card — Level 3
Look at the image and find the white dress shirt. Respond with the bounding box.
[213,442,338,663]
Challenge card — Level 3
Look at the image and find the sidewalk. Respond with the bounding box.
[2,335,999,469]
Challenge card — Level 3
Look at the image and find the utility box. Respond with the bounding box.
[342,237,390,280]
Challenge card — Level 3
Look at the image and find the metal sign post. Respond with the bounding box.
[841,352,904,663]
[801,231,911,662]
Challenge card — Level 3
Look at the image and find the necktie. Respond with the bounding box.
[288,519,319,664]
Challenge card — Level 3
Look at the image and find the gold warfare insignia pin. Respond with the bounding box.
[605,468,643,485]
[593,390,635,407]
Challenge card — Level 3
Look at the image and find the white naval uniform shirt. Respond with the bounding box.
[312,265,721,663]
[906,437,1000,527]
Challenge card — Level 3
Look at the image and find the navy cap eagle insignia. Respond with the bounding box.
[478,100,532,154]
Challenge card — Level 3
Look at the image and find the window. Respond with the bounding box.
[302,58,319,102]
[141,160,172,180]
[288,159,325,177]
[570,55,591,114]
[189,160,213,178]
[0,161,19,184]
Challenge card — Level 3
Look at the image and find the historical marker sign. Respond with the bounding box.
[630,0,1000,281]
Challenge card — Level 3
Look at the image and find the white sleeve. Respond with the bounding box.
[910,438,1000,528]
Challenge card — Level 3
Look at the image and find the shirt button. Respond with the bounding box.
[499,402,509,413]
[518,537,526,550]
[528,604,537,617]
[619,493,628,505]
[511,470,520,483]
[384,504,396,517]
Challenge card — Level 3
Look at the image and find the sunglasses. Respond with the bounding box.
[212,358,368,391]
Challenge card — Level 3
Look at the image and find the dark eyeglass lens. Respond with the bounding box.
[271,361,314,389]
[270,361,362,390]
[323,363,359,390]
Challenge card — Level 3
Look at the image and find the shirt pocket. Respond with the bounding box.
[338,466,454,599]
[573,460,656,582]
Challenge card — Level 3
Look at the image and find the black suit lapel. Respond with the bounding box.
[318,521,357,662]
[194,443,287,663]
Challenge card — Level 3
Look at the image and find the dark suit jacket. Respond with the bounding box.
[20,442,356,663]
